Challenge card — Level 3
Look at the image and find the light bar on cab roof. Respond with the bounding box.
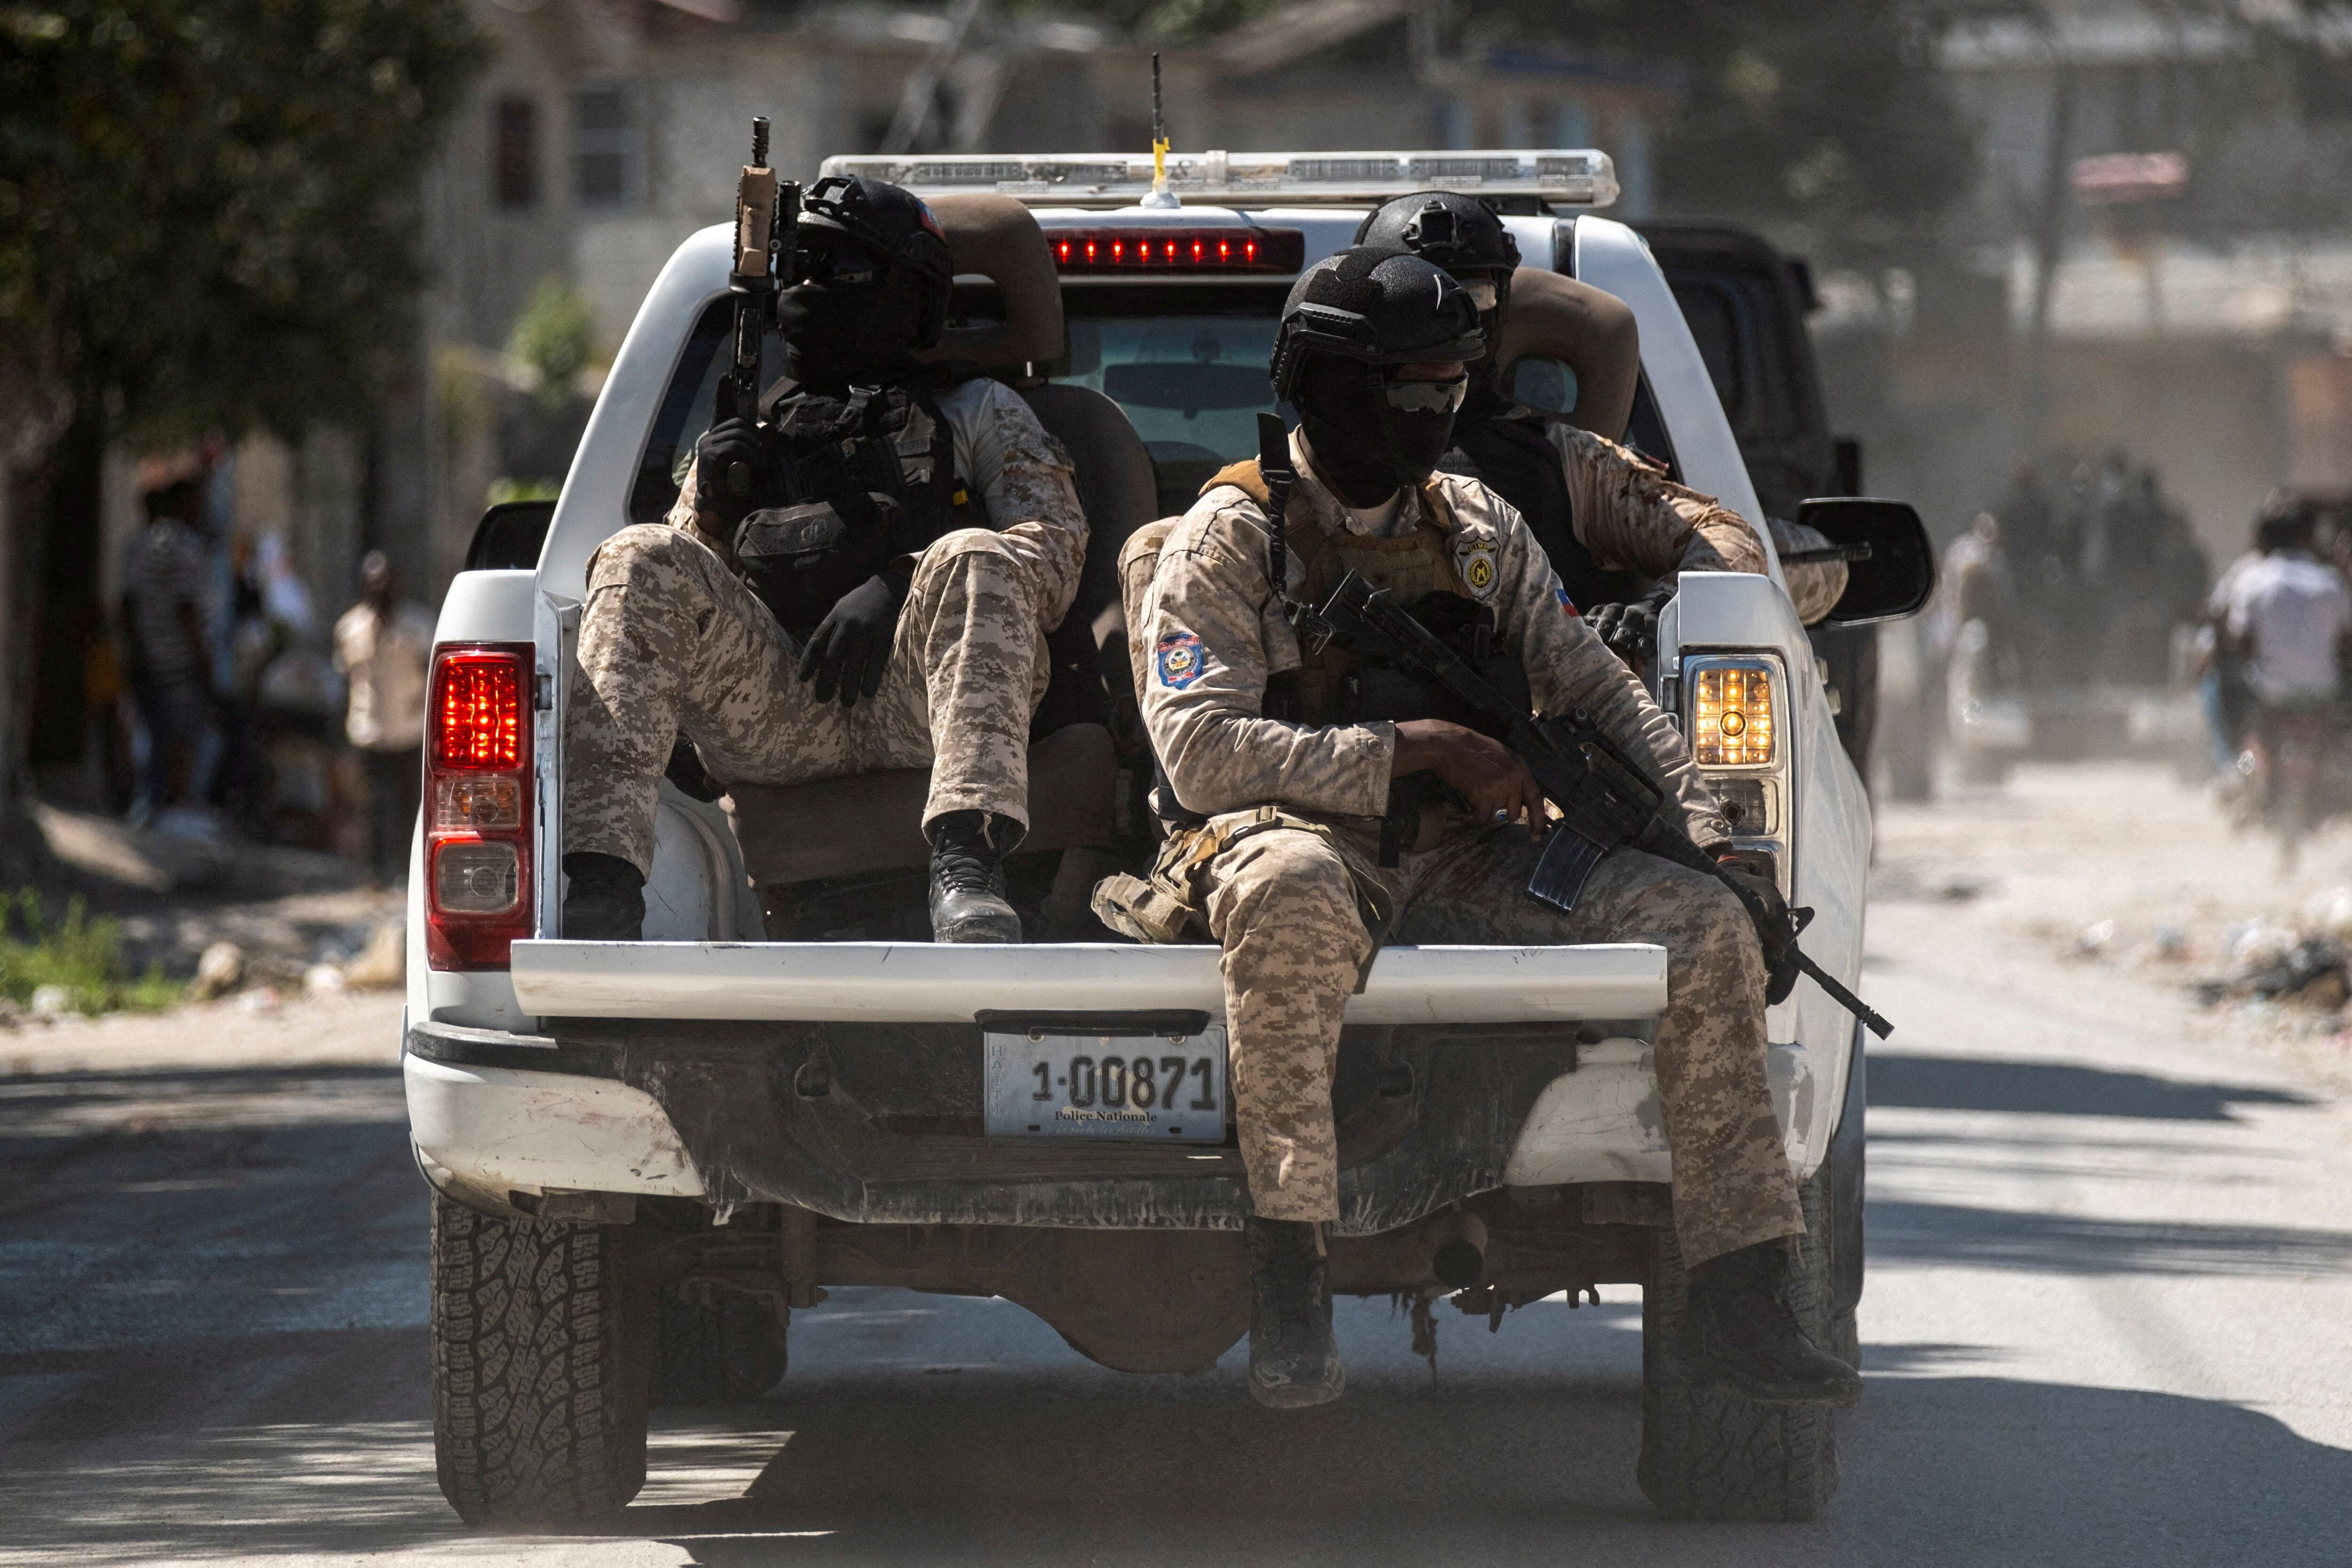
[818,149,1619,208]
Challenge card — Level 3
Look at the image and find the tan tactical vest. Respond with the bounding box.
[1195,459,1476,725]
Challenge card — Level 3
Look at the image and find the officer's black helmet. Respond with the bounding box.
[1353,191,1521,278]
[1269,248,1487,402]
[796,175,954,347]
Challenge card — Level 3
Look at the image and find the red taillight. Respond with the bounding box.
[1048,227,1304,273]
[425,643,535,971]
[433,653,524,770]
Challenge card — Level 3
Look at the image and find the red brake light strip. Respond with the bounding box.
[1049,228,1303,273]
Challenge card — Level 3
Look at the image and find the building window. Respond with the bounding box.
[494,97,538,210]
[574,86,640,209]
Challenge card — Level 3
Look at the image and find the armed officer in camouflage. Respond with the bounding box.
[562,176,1087,943]
[1354,192,1848,654]
[1109,248,1860,1411]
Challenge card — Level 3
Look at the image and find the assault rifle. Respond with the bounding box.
[725,116,799,500]
[1248,411,1888,1036]
[1307,569,1891,1038]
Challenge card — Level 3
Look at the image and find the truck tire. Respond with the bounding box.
[431,1191,652,1528]
[650,1289,787,1406]
[1637,1167,1842,1522]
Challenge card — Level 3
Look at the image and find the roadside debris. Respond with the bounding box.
[2185,891,2352,1010]
[341,922,405,989]
[190,941,244,1001]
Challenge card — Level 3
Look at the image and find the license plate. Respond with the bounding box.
[984,1027,1228,1140]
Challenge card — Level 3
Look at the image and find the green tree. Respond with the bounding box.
[506,276,599,411]
[0,0,483,770]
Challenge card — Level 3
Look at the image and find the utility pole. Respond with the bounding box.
[2023,51,2078,445]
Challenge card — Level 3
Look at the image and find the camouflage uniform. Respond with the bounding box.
[1457,407,1849,625]
[1123,432,1804,1265]
[1535,417,1766,582]
[565,377,1085,873]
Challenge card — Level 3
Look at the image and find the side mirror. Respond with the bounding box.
[466,500,556,572]
[1794,496,1936,626]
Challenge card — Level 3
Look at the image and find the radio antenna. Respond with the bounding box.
[1143,53,1179,208]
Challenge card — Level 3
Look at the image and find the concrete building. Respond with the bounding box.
[1820,2,2352,560]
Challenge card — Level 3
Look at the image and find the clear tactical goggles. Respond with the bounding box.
[1382,372,1470,413]
[788,242,884,288]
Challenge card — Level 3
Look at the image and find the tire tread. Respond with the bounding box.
[432,1192,649,1528]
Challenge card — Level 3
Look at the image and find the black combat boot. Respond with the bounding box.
[1245,1217,1344,1408]
[926,811,1024,943]
[1685,1240,1863,1406]
[561,852,645,941]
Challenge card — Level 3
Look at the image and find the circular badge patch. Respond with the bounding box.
[1455,538,1500,601]
[1155,631,1207,690]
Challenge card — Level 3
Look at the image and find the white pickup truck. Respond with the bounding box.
[405,148,1931,1530]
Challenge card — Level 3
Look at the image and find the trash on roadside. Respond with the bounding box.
[339,921,404,990]
[236,986,280,1012]
[303,962,347,997]
[2149,926,2189,962]
[29,984,72,1018]
[190,941,244,1001]
[2304,887,2352,942]
[2201,934,2351,1010]
[2072,918,2116,957]
[2228,919,2295,967]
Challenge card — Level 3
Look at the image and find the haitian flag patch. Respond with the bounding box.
[1155,631,1207,690]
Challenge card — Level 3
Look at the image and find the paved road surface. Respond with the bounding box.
[4,765,2350,1565]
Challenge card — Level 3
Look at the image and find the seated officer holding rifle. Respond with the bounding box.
[1102,246,1865,1411]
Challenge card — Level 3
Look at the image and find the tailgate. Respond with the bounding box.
[507,940,1666,1024]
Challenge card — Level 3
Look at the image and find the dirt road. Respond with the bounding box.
[3,764,2349,1565]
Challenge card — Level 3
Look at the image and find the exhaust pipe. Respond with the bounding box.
[1428,1212,1489,1289]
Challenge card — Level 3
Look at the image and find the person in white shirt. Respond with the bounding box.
[334,551,437,883]
[2221,504,2352,709]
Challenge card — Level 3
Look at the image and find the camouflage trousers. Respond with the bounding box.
[1198,815,1804,1265]
[566,523,1049,874]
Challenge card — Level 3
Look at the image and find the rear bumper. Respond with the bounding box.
[411,939,1828,1234]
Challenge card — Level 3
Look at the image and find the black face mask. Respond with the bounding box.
[1295,358,1463,508]
[778,275,919,390]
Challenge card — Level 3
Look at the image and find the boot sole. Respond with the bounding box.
[1248,1371,1345,1409]
[933,924,1024,943]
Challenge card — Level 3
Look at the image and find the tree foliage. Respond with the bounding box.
[1572,0,1971,267]
[0,0,485,443]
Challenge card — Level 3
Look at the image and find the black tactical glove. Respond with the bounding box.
[1586,582,1677,661]
[798,569,910,708]
[693,380,767,525]
[1716,860,1803,1006]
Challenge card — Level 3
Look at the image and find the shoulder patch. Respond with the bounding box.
[1455,536,1500,601]
[1155,630,1208,690]
[1554,583,1580,616]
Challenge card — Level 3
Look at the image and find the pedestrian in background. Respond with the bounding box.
[333,551,435,885]
[120,478,221,830]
